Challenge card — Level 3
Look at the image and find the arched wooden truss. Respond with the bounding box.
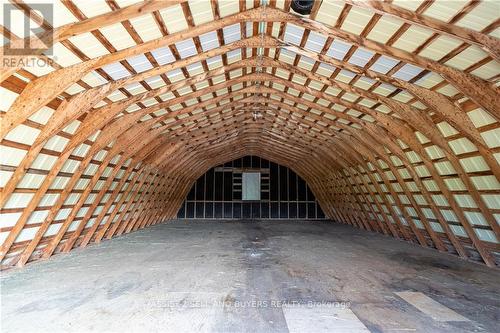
[0,0,499,269]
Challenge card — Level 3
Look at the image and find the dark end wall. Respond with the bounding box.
[177,156,325,219]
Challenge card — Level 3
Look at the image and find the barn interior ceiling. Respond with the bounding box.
[0,0,499,269]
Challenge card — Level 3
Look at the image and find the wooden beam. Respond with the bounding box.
[0,0,188,82]
[346,0,500,62]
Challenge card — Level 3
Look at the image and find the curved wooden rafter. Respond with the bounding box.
[345,0,500,62]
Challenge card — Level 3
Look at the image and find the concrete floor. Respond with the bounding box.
[1,219,499,333]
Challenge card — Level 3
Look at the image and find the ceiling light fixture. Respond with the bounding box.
[291,0,314,15]
[253,111,263,121]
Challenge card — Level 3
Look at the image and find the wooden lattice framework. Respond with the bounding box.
[0,0,499,269]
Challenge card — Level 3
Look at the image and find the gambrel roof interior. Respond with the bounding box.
[0,0,499,269]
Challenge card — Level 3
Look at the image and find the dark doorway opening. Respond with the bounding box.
[177,156,325,219]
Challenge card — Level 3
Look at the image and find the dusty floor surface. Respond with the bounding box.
[1,219,499,333]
